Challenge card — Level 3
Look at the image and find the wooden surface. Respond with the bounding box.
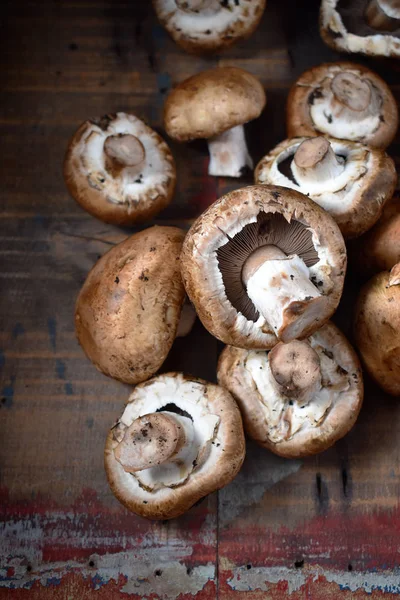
[1,0,400,598]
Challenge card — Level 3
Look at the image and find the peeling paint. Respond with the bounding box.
[227,565,306,594]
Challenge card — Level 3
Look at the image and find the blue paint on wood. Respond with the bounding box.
[65,382,73,395]
[47,318,57,351]
[56,359,66,380]
[12,323,25,339]
[86,417,94,429]
[1,376,15,408]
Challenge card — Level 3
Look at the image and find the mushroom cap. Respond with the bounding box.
[217,322,363,458]
[163,67,266,142]
[286,62,398,148]
[255,136,397,239]
[354,265,400,396]
[152,0,266,55]
[180,185,347,349]
[75,226,186,384]
[104,372,245,519]
[320,0,400,58]
[64,113,176,226]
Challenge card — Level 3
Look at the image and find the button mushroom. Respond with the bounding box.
[105,372,245,519]
[180,185,347,349]
[152,0,266,55]
[217,322,363,458]
[164,67,266,178]
[64,113,176,225]
[354,263,400,395]
[75,226,192,384]
[320,0,400,57]
[286,62,398,149]
[255,136,396,239]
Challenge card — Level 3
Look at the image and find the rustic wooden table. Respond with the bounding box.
[1,0,400,598]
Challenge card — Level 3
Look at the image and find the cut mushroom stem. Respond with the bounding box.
[269,340,322,405]
[365,0,400,30]
[175,0,219,12]
[104,134,146,180]
[329,72,380,122]
[176,300,197,338]
[242,245,324,342]
[113,412,192,473]
[208,125,253,178]
[291,137,345,187]
[388,263,400,287]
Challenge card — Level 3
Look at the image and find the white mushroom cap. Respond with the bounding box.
[64,112,176,225]
[104,373,245,519]
[152,0,266,54]
[255,136,396,239]
[217,322,363,458]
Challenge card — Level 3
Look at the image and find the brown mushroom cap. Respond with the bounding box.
[354,264,400,396]
[104,372,245,520]
[152,0,266,55]
[286,62,398,148]
[217,322,363,458]
[163,67,266,142]
[180,185,347,349]
[75,226,186,385]
[64,112,176,226]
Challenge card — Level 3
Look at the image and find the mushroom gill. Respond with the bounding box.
[335,0,400,37]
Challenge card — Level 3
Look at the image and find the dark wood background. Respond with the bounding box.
[1,0,400,598]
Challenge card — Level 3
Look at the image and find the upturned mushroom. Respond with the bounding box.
[180,185,347,349]
[255,136,396,239]
[217,322,363,458]
[75,226,195,385]
[320,0,400,57]
[105,372,245,519]
[152,0,266,55]
[354,263,400,395]
[64,113,176,225]
[286,62,398,149]
[164,67,266,177]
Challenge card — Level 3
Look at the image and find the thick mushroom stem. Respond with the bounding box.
[388,263,400,287]
[329,72,380,121]
[113,412,191,473]
[208,125,253,178]
[365,0,400,31]
[176,299,197,338]
[291,137,344,187]
[242,245,324,342]
[104,134,146,181]
[269,340,322,405]
[176,0,219,12]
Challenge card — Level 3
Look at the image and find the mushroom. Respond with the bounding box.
[349,195,400,278]
[164,67,266,178]
[180,184,347,349]
[354,263,400,395]
[152,0,266,55]
[217,322,363,458]
[104,372,245,519]
[75,226,193,385]
[286,62,398,149]
[320,0,400,57]
[64,112,176,225]
[255,136,396,239]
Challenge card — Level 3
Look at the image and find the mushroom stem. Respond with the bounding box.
[388,263,400,287]
[114,412,192,473]
[365,0,400,30]
[269,340,322,405]
[242,245,324,342]
[291,137,344,187]
[104,134,146,181]
[176,0,219,12]
[208,125,253,178]
[176,299,197,338]
[329,72,380,121]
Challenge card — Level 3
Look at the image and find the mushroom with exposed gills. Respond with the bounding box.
[255,136,396,239]
[217,322,363,458]
[152,0,266,55]
[64,113,176,225]
[365,0,400,30]
[181,185,347,349]
[164,67,266,178]
[105,373,246,520]
[287,62,398,148]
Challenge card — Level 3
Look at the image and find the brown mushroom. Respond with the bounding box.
[105,372,245,519]
[255,135,396,239]
[286,62,398,148]
[217,322,363,458]
[164,67,266,177]
[354,263,400,395]
[180,185,347,349]
[152,0,266,55]
[64,113,176,225]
